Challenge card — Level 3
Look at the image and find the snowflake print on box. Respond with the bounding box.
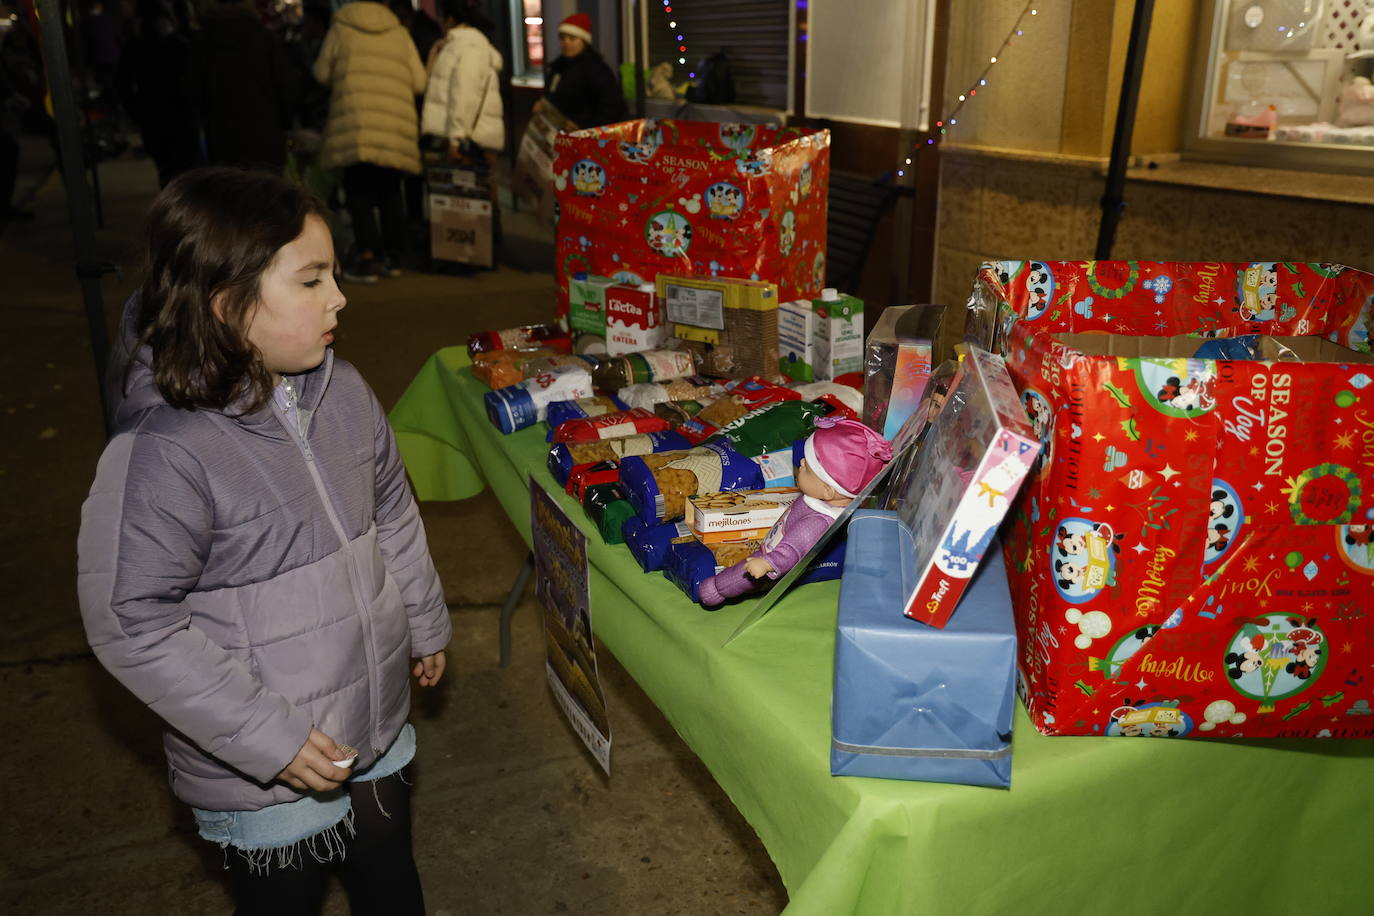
[1224,614,1327,711]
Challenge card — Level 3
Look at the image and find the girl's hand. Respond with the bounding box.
[276,727,350,792]
[413,651,446,687]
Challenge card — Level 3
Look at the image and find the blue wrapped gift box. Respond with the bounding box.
[831,510,1016,788]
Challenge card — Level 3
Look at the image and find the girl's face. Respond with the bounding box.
[243,215,345,383]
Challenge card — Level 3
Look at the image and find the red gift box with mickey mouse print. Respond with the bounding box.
[968,260,1374,739]
[551,120,829,317]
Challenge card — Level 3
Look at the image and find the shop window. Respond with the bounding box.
[510,0,544,84]
[645,0,791,111]
[1189,0,1374,173]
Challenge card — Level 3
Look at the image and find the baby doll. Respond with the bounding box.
[697,416,893,607]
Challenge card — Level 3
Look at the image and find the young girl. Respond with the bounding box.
[78,167,451,914]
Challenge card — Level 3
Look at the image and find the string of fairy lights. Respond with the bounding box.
[656,0,695,78]
[897,2,1040,177]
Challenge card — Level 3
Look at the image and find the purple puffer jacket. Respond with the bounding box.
[78,306,450,812]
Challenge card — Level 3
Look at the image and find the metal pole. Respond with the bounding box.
[1095,0,1154,260]
[36,0,110,431]
[634,0,646,118]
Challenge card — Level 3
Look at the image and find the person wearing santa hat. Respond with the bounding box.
[697,417,894,608]
[533,12,626,129]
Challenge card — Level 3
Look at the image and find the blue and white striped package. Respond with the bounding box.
[619,440,765,524]
[483,366,594,434]
[623,517,694,572]
[544,394,629,440]
[548,429,691,486]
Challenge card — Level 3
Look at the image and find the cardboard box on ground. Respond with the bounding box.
[512,102,569,224]
[970,259,1374,740]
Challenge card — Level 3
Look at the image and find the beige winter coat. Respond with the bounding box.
[313,1,426,174]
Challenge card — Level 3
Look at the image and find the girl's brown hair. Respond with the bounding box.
[137,167,330,412]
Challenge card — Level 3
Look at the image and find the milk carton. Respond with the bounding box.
[568,273,618,337]
[812,288,864,380]
[777,298,817,382]
[605,282,666,355]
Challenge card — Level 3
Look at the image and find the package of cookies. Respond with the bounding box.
[547,429,691,486]
[686,487,800,544]
[618,441,764,524]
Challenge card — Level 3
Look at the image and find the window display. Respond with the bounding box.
[1192,0,1374,171]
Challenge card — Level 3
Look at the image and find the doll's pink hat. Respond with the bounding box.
[804,416,893,498]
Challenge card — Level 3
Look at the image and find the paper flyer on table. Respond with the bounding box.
[531,478,611,773]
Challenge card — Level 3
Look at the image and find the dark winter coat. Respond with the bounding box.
[193,5,294,171]
[545,47,625,129]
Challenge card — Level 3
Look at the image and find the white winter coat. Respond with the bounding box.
[313,1,427,174]
[420,25,505,152]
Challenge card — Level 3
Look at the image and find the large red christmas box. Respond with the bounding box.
[966,260,1374,739]
[551,120,829,318]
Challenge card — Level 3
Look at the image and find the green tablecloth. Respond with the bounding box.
[390,347,1374,915]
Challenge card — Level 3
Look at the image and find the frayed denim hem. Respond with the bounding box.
[218,807,357,876]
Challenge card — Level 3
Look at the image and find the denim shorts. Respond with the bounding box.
[192,722,415,856]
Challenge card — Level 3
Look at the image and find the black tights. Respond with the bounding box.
[224,769,425,916]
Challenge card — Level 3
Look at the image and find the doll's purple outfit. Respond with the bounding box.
[698,495,842,607]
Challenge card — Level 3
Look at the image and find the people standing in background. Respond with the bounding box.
[194,0,294,172]
[422,0,504,160]
[421,0,504,258]
[118,0,199,186]
[314,0,426,283]
[388,0,442,247]
[287,3,333,133]
[536,12,624,129]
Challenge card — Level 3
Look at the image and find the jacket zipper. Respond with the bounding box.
[275,390,384,758]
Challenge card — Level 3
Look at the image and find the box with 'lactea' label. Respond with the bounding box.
[605,282,667,355]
